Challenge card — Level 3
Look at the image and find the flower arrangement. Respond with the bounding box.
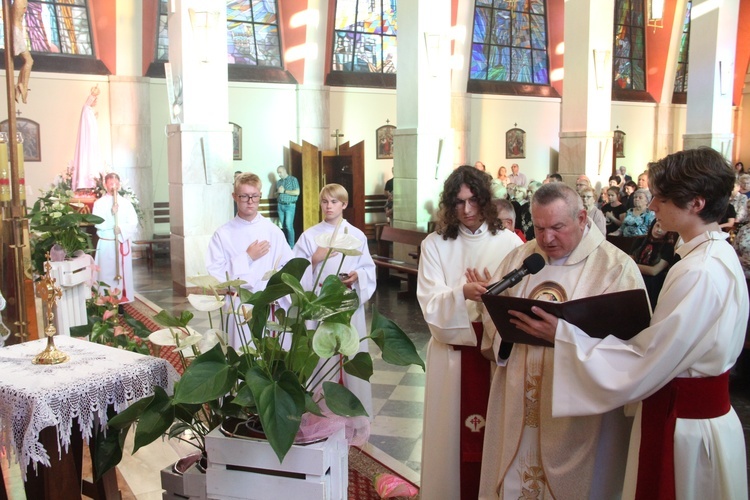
[95,228,424,480]
[28,175,103,276]
[69,284,152,355]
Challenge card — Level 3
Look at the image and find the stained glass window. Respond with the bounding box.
[469,0,550,85]
[331,0,398,74]
[613,0,646,91]
[674,0,691,94]
[156,0,283,68]
[0,0,94,56]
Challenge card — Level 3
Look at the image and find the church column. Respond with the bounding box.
[108,1,152,241]
[296,0,330,149]
[395,0,453,233]
[167,0,233,295]
[654,0,689,160]
[739,66,750,164]
[682,0,740,156]
[558,0,615,186]
[451,0,474,167]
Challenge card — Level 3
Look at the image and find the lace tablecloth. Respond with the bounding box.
[0,336,178,479]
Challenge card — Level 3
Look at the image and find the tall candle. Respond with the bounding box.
[0,136,8,202]
[16,133,25,202]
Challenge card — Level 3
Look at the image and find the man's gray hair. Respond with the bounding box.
[531,182,583,219]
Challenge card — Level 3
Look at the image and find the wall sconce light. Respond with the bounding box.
[189,8,220,62]
[647,0,665,30]
[593,49,611,90]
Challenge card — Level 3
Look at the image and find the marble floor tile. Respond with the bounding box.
[370,415,423,438]
[390,385,426,402]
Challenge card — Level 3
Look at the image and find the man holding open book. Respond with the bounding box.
[478,182,645,499]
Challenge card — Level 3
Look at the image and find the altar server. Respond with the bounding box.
[417,165,522,500]
[206,172,293,348]
[294,183,376,417]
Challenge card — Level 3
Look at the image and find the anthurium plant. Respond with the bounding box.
[96,234,424,479]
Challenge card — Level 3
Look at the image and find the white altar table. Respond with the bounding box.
[0,336,178,498]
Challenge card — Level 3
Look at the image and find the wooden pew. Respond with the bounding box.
[372,226,428,297]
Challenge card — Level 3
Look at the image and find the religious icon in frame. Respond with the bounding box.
[376,124,395,160]
[614,129,626,158]
[230,122,242,161]
[0,118,41,161]
[506,127,525,159]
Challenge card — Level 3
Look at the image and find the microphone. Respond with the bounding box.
[485,253,545,296]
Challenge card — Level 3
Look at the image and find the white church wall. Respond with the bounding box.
[469,94,562,184]
[611,101,658,176]
[329,86,397,195]
[0,72,111,204]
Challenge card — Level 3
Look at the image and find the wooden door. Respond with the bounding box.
[321,141,365,233]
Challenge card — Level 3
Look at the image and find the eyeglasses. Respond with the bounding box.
[237,194,261,203]
[456,197,479,208]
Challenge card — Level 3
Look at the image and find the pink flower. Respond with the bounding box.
[103,310,115,321]
[95,296,107,306]
[113,326,125,337]
[373,474,418,499]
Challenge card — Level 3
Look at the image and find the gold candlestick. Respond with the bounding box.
[33,258,68,365]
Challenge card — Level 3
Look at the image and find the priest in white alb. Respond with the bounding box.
[93,173,138,303]
[479,182,646,499]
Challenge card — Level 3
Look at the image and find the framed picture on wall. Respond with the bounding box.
[506,127,525,159]
[0,118,41,161]
[376,124,395,159]
[614,129,626,158]
[231,122,242,161]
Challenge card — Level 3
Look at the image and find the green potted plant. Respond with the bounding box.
[28,187,103,277]
[97,234,424,482]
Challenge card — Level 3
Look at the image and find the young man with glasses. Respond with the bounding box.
[206,173,293,348]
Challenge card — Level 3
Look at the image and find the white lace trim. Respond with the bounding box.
[0,336,178,479]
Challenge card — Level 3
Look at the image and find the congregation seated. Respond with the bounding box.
[631,219,678,307]
[613,188,654,237]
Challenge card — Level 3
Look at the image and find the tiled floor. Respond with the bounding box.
[132,255,431,484]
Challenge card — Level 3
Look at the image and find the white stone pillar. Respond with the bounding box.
[296,0,330,149]
[558,0,615,186]
[738,69,750,165]
[451,0,474,167]
[395,0,453,233]
[108,2,152,241]
[167,0,233,295]
[683,0,740,157]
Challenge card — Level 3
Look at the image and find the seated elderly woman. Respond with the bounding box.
[733,223,750,279]
[614,188,655,237]
[579,186,607,235]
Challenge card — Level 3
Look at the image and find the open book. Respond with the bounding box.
[482,289,651,348]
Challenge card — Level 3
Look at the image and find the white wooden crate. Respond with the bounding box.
[49,256,91,336]
[205,426,348,500]
[161,463,208,499]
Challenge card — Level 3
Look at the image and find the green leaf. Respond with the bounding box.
[322,381,368,417]
[343,352,374,382]
[370,309,425,370]
[108,394,155,429]
[232,382,256,408]
[133,387,175,453]
[304,393,324,417]
[92,426,127,481]
[174,343,236,405]
[266,258,311,286]
[153,310,190,328]
[246,367,305,462]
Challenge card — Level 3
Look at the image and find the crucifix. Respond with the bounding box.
[331,129,344,154]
